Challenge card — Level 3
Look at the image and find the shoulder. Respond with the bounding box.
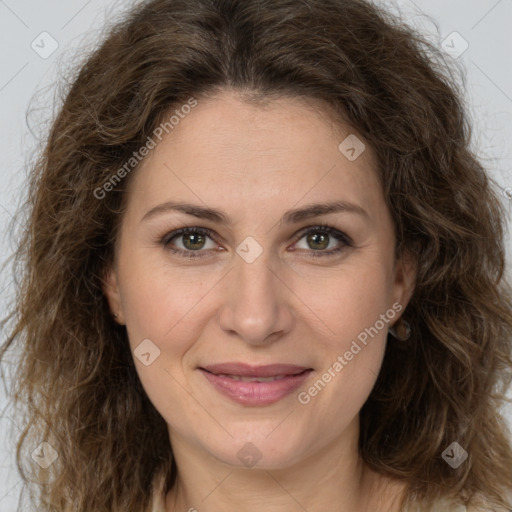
[467,505,512,512]
[404,494,512,512]
[465,489,512,512]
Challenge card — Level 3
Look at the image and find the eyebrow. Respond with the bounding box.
[141,200,369,225]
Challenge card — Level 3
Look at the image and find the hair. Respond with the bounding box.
[1,0,512,510]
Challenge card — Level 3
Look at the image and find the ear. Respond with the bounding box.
[102,265,126,325]
[391,248,417,314]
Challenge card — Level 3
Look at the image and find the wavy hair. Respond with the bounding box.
[1,0,512,510]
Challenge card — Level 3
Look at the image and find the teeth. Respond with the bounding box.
[217,374,288,382]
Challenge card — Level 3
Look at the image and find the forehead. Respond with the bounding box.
[124,91,384,221]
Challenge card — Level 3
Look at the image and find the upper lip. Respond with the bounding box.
[200,363,312,377]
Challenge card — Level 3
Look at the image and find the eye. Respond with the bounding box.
[161,227,219,259]
[160,224,353,259]
[293,224,353,259]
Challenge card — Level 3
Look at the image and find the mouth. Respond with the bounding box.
[200,362,311,377]
[207,374,298,382]
[198,363,313,406]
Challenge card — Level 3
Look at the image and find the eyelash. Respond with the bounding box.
[160,224,353,260]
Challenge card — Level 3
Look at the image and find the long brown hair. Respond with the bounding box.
[2,0,512,510]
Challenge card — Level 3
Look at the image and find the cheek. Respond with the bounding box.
[118,248,191,333]
[293,257,394,348]
[116,255,211,424]
[297,284,389,430]
[117,249,225,372]
[291,255,393,409]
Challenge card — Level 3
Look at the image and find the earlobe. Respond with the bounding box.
[102,267,125,325]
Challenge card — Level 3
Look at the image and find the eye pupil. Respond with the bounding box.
[183,233,206,250]
[307,232,329,250]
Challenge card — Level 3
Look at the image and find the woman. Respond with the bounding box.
[1,0,512,511]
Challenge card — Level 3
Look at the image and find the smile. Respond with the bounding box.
[199,364,313,406]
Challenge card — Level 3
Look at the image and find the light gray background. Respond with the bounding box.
[1,0,511,510]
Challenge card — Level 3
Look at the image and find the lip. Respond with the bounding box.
[201,362,310,378]
[199,363,313,406]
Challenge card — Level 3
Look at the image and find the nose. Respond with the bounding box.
[218,249,294,346]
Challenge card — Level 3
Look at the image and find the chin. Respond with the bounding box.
[204,430,308,470]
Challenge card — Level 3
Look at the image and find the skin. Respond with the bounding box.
[103,89,417,512]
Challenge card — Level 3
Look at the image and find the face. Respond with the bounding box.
[104,90,415,469]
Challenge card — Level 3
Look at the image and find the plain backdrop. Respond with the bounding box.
[0,0,511,510]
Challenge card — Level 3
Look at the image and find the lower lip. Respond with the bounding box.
[199,369,312,406]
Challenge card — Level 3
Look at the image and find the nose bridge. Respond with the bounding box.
[218,247,291,345]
